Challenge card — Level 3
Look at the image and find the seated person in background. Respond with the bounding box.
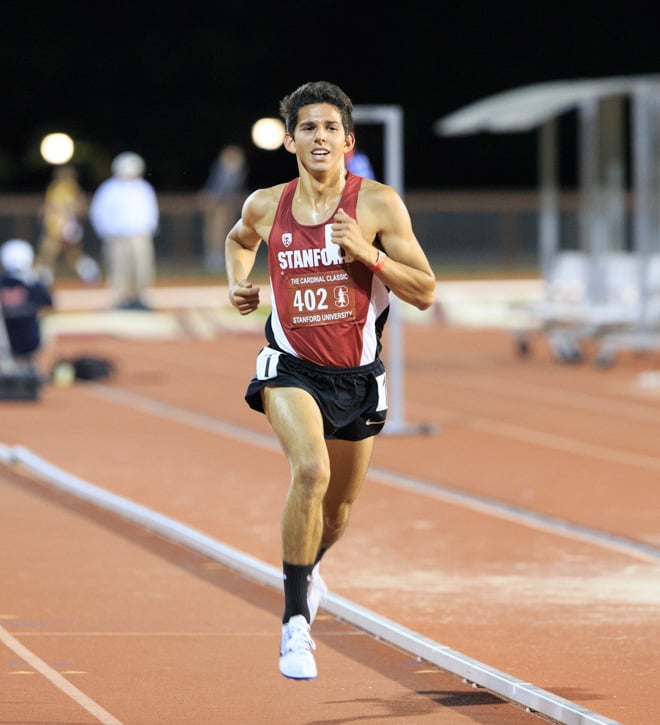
[0,239,53,370]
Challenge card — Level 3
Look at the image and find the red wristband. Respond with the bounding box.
[369,250,387,273]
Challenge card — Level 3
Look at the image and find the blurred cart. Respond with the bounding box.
[513,248,660,366]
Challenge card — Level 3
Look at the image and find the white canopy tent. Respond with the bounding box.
[435,74,660,363]
[435,74,660,299]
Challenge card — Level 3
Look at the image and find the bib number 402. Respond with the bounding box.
[293,287,328,312]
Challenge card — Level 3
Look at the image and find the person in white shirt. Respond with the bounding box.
[89,152,159,310]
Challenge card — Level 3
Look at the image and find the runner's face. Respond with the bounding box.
[287,104,353,169]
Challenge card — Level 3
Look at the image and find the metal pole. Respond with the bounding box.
[538,119,559,282]
[632,85,653,331]
[353,106,434,435]
[578,97,602,304]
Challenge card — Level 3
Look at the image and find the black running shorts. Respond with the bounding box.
[244,346,388,441]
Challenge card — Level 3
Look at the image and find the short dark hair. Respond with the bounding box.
[279,81,354,135]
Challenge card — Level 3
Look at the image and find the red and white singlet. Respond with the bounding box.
[267,172,390,368]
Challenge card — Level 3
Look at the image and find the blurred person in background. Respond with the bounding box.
[0,238,53,371]
[197,144,248,271]
[35,164,99,285]
[89,152,159,310]
[345,146,375,179]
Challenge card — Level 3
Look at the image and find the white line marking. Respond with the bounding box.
[425,369,660,424]
[1,446,622,725]
[0,623,123,725]
[85,385,660,562]
[429,408,660,474]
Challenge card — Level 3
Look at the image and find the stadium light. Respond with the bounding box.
[252,118,285,150]
[40,132,75,164]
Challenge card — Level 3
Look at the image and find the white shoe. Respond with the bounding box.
[307,563,328,624]
[279,615,317,680]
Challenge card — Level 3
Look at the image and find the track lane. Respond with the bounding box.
[2,324,658,722]
[0,464,552,725]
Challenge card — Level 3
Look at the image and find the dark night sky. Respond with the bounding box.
[2,2,659,193]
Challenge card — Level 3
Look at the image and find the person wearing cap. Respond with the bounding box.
[0,239,53,367]
[89,152,159,310]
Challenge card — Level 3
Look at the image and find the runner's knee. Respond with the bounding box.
[292,457,330,496]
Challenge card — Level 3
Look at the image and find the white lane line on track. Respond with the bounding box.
[87,385,280,451]
[89,382,660,474]
[0,444,622,725]
[0,624,123,725]
[85,385,660,563]
[423,369,660,424]
[427,409,660,474]
[368,468,660,563]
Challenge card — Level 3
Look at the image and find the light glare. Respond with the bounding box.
[40,132,75,164]
[251,118,285,150]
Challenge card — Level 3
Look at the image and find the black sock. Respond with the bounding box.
[314,547,327,566]
[282,561,314,624]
